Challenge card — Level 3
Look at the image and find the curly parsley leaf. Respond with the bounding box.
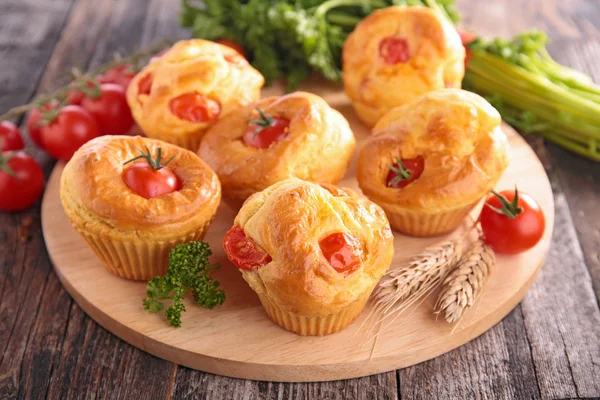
[142,241,225,327]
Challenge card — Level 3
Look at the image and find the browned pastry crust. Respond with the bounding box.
[234,179,394,321]
[127,39,264,151]
[343,6,465,127]
[357,89,509,235]
[198,91,356,200]
[61,135,221,239]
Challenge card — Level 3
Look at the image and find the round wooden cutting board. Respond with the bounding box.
[41,80,554,382]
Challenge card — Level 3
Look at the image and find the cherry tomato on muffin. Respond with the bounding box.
[456,28,477,67]
[319,232,363,275]
[223,225,272,271]
[97,64,137,89]
[81,83,134,135]
[138,73,153,96]
[0,121,24,151]
[26,100,60,148]
[169,93,221,122]
[243,108,290,149]
[480,187,545,254]
[0,151,44,211]
[216,39,246,58]
[122,146,180,199]
[386,156,424,189]
[379,37,410,65]
[40,105,100,161]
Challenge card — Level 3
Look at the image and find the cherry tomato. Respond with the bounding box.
[379,37,410,65]
[216,39,246,58]
[122,162,180,199]
[138,74,153,96]
[386,156,424,189]
[480,189,545,254]
[223,225,272,271]
[456,28,477,68]
[67,80,97,106]
[319,232,363,275]
[243,116,289,149]
[0,151,44,211]
[169,93,221,122]
[97,64,136,89]
[0,121,24,151]
[81,83,134,135]
[40,105,100,161]
[26,100,59,148]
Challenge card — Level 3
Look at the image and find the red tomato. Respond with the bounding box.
[0,121,24,151]
[480,189,545,254]
[138,74,153,96]
[243,116,289,149]
[0,151,44,211]
[81,83,134,135]
[40,105,100,161]
[386,156,424,189]
[97,64,136,89]
[169,93,221,122]
[26,100,59,148]
[456,28,477,67]
[216,39,246,58]
[122,162,180,199]
[379,37,410,65]
[319,232,363,275]
[67,80,98,106]
[223,225,272,271]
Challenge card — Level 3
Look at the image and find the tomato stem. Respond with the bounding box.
[487,186,524,219]
[388,158,411,187]
[0,151,17,178]
[249,108,275,139]
[123,145,177,171]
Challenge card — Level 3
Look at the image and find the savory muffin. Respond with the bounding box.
[198,92,356,200]
[343,6,465,127]
[60,135,221,280]
[222,178,394,335]
[357,89,509,236]
[127,39,264,151]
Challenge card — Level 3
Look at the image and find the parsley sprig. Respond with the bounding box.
[143,241,225,327]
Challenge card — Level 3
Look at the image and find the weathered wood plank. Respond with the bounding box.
[400,308,540,400]
[0,0,75,115]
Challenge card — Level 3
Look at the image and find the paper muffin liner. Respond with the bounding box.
[255,289,373,336]
[384,202,477,237]
[71,219,212,281]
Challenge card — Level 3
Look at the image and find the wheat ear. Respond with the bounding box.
[434,233,495,324]
[359,237,464,341]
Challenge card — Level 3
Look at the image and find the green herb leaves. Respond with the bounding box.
[143,241,225,327]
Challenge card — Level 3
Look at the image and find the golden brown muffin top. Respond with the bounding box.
[60,135,221,238]
[232,178,394,316]
[357,89,509,212]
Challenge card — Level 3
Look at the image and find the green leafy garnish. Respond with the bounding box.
[463,30,600,162]
[142,241,225,327]
[388,158,412,187]
[180,0,459,90]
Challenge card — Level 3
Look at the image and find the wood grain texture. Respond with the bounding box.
[40,114,554,381]
[0,0,598,398]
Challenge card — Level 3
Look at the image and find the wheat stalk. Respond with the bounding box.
[359,236,465,341]
[434,233,495,324]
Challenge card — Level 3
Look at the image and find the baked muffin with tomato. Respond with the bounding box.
[343,6,465,127]
[222,178,394,335]
[198,91,356,200]
[127,39,264,151]
[357,89,509,237]
[60,135,221,280]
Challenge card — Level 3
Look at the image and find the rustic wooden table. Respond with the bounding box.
[1,0,599,399]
